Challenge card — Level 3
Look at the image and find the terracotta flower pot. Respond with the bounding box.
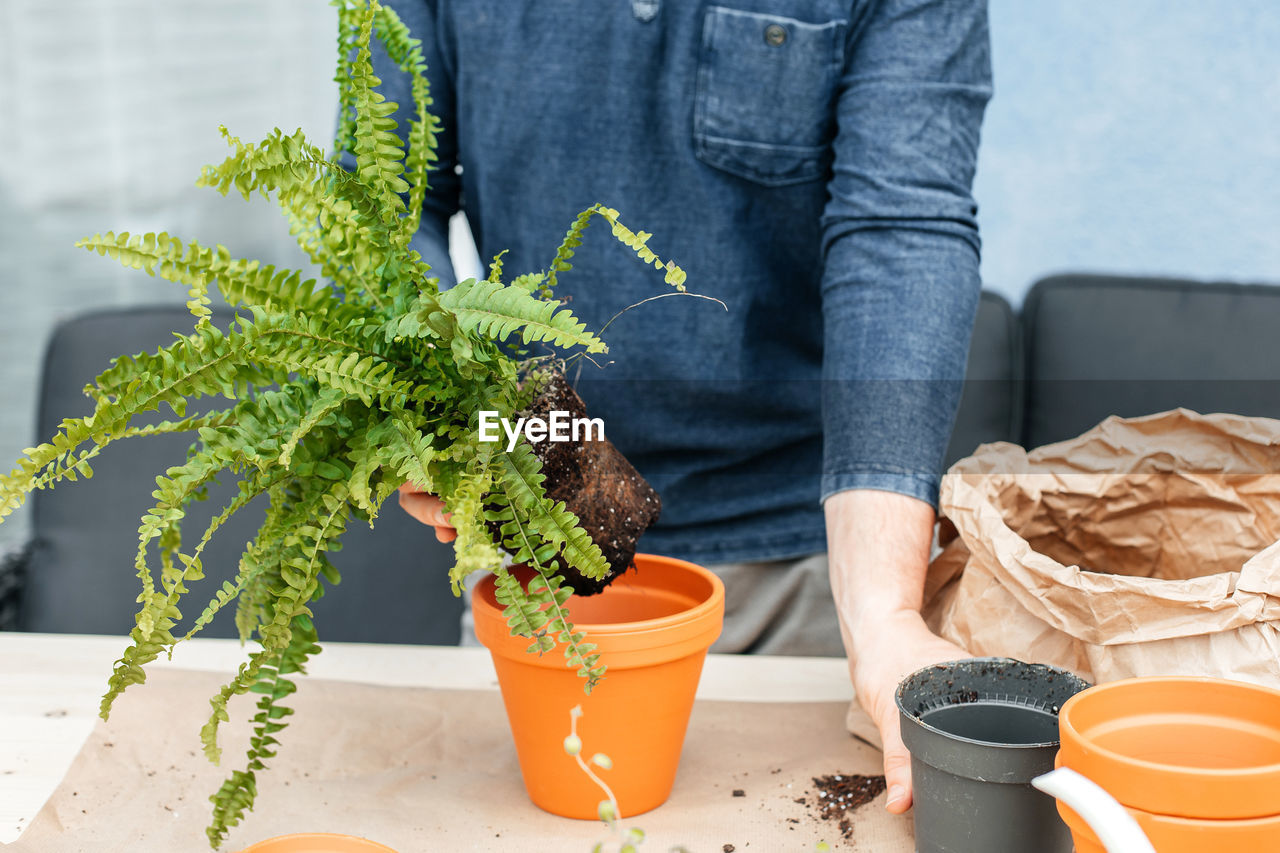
[1054,770,1280,853]
[1056,676,1280,852]
[472,553,725,819]
[237,833,398,852]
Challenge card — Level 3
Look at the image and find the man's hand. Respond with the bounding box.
[846,608,968,813]
[824,488,971,814]
[397,483,457,543]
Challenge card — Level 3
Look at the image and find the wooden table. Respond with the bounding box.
[0,633,857,846]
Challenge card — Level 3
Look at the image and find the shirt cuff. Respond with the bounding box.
[820,466,940,509]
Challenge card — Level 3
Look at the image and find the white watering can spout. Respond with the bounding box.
[1032,767,1156,853]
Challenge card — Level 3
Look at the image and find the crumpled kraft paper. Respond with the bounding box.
[923,409,1280,686]
[4,668,911,852]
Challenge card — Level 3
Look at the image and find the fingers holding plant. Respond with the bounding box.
[397,483,457,542]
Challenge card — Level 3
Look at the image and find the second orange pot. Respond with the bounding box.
[1056,676,1280,852]
[1059,797,1280,853]
[472,553,724,820]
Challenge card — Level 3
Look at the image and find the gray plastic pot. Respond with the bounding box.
[896,658,1091,853]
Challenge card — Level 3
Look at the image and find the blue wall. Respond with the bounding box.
[975,1,1280,303]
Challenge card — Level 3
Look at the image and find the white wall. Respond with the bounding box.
[0,1,337,547]
[975,0,1280,303]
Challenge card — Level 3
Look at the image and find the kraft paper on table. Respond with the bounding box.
[923,410,1280,686]
[5,668,910,852]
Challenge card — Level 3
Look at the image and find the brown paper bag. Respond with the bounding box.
[924,409,1280,686]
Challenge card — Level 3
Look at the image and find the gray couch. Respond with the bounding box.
[947,274,1280,462]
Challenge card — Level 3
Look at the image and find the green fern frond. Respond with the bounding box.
[278,388,350,467]
[491,560,604,690]
[76,231,340,318]
[198,125,391,294]
[89,310,409,415]
[371,3,439,246]
[83,317,271,412]
[350,2,409,226]
[343,417,397,518]
[382,414,439,490]
[188,278,213,327]
[493,563,550,641]
[0,328,284,531]
[199,483,346,767]
[0,409,234,527]
[103,384,342,714]
[332,1,363,158]
[101,455,239,715]
[271,349,411,408]
[511,271,548,296]
[487,249,508,284]
[206,614,320,847]
[494,442,610,582]
[185,573,258,644]
[546,203,688,293]
[201,651,268,765]
[440,278,607,353]
[526,573,603,686]
[155,467,293,646]
[545,206,594,294]
[379,291,454,343]
[232,480,322,643]
[258,484,350,650]
[196,127,327,203]
[594,205,689,291]
[440,453,500,593]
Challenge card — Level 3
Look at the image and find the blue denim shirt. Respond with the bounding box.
[372,0,992,564]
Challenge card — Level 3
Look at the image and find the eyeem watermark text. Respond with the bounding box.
[478,410,605,452]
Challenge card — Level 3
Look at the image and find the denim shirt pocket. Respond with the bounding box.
[694,6,847,187]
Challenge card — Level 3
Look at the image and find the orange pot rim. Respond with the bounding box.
[237,832,399,852]
[1059,796,1280,830]
[1059,676,1280,780]
[472,553,725,636]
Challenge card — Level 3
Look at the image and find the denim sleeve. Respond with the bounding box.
[819,0,993,508]
[348,0,462,289]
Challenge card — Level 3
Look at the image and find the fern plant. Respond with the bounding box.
[0,1,689,847]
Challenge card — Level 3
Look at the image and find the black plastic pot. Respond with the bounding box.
[896,658,1091,853]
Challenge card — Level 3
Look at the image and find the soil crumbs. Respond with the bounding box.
[808,773,887,840]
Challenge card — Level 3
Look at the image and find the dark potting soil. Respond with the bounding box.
[807,774,886,840]
[499,371,661,595]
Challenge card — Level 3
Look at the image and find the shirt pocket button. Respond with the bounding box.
[764,23,788,46]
